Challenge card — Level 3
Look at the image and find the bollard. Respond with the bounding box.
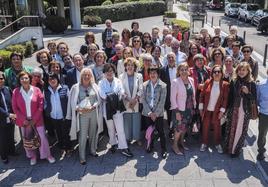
[243,31,246,43]
[263,44,268,67]
[206,15,207,24]
[211,16,214,27]
[219,19,221,26]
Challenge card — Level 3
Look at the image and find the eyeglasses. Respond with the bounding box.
[133,40,140,43]
[195,38,202,41]
[242,50,251,53]
[213,70,221,74]
[85,90,89,97]
[0,77,4,80]
[214,53,221,56]
[180,68,188,72]
[20,77,29,81]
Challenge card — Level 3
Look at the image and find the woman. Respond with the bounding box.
[48,61,64,84]
[152,46,163,67]
[79,32,99,56]
[119,57,143,144]
[44,73,71,154]
[117,47,133,77]
[224,35,235,56]
[141,32,151,48]
[47,41,57,59]
[199,65,229,153]
[85,43,98,67]
[202,34,212,51]
[0,72,16,164]
[132,36,145,59]
[31,67,44,91]
[170,63,196,155]
[12,71,55,165]
[131,21,143,38]
[36,50,52,86]
[180,31,190,57]
[209,48,224,68]
[144,41,155,54]
[121,28,131,47]
[160,34,172,57]
[223,56,235,82]
[139,53,153,82]
[187,43,201,68]
[92,50,107,84]
[55,42,69,68]
[66,68,102,165]
[224,62,257,157]
[98,63,133,157]
[241,45,258,81]
[62,54,74,76]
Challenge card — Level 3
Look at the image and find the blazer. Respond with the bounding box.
[0,86,13,126]
[65,67,78,89]
[159,65,172,110]
[170,77,196,111]
[12,86,44,127]
[142,79,167,117]
[119,72,143,112]
[199,79,230,122]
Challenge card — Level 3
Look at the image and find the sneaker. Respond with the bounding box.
[121,148,133,158]
[161,151,168,159]
[30,158,37,166]
[215,145,223,154]
[200,144,207,152]
[47,156,56,164]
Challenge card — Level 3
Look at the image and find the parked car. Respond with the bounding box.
[257,16,268,33]
[251,9,268,26]
[208,0,224,10]
[238,4,259,22]
[225,3,241,17]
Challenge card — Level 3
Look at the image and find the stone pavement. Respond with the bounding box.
[3,4,268,187]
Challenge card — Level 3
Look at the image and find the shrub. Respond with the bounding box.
[114,0,128,3]
[0,50,12,67]
[44,16,68,33]
[83,15,102,26]
[164,11,177,18]
[83,1,166,23]
[5,44,26,55]
[171,19,190,32]
[101,0,113,5]
[25,41,34,57]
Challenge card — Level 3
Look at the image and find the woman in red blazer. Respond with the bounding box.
[199,65,229,153]
[12,71,55,166]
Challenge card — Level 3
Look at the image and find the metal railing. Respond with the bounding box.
[0,15,40,40]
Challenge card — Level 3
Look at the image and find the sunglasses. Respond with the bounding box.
[85,90,89,97]
[214,53,221,56]
[195,38,202,41]
[213,70,221,74]
[133,40,140,43]
[242,50,251,53]
[0,77,4,80]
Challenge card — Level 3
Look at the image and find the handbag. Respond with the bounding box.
[23,122,41,150]
[78,97,92,109]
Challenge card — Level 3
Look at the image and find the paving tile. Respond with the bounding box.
[54,163,86,183]
[213,179,249,187]
[123,181,156,187]
[81,165,115,182]
[157,180,185,187]
[92,182,124,187]
[114,164,146,181]
[173,161,201,180]
[146,162,173,181]
[184,179,214,187]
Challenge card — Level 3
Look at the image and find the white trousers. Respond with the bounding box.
[105,111,128,149]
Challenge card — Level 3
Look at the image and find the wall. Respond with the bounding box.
[0,26,43,50]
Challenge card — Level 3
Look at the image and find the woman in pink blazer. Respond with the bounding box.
[170,63,196,155]
[12,71,55,166]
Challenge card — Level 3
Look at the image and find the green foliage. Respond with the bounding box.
[5,44,26,55]
[164,11,177,18]
[0,50,12,66]
[114,0,128,3]
[25,41,34,57]
[101,0,113,5]
[83,15,102,26]
[83,1,166,22]
[171,19,190,32]
[44,16,68,34]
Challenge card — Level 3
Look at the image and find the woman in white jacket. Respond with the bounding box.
[119,57,143,144]
[66,68,103,165]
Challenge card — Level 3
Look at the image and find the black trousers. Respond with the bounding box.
[257,113,268,155]
[0,123,15,160]
[49,118,71,150]
[145,116,167,152]
[44,114,55,137]
[166,109,172,129]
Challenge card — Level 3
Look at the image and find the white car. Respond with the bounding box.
[225,3,240,17]
[238,3,259,22]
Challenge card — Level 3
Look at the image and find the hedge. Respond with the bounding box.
[83,1,166,23]
[0,50,12,66]
[171,19,190,32]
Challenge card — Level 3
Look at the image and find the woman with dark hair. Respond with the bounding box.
[0,71,16,164]
[62,54,74,76]
[130,21,143,38]
[203,34,212,51]
[79,32,99,56]
[55,42,69,68]
[241,45,258,81]
[199,65,229,153]
[180,31,190,56]
[144,40,155,54]
[47,41,57,59]
[224,62,257,157]
[121,28,131,47]
[208,36,225,62]
[5,52,32,90]
[117,47,133,76]
[152,46,163,67]
[141,32,152,48]
[209,48,225,68]
[48,61,65,84]
[36,50,52,86]
[12,71,55,165]
[187,43,201,68]
[132,36,145,59]
[98,63,133,157]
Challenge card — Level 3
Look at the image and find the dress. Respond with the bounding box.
[173,83,195,133]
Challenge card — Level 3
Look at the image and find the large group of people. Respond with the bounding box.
[0,19,267,166]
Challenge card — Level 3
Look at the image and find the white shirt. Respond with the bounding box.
[1,91,10,123]
[76,68,81,83]
[161,45,172,56]
[49,85,64,119]
[207,81,220,111]
[163,51,187,67]
[168,66,176,83]
[150,80,158,108]
[20,86,34,118]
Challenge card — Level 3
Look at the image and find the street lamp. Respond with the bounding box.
[188,0,207,34]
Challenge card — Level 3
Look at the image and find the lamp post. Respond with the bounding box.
[31,36,38,51]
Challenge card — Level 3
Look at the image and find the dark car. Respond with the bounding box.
[251,9,268,26]
[257,16,268,33]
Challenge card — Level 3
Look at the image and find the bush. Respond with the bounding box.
[44,16,68,33]
[114,0,128,3]
[0,50,12,67]
[164,11,177,18]
[101,0,113,5]
[171,19,190,32]
[25,41,34,57]
[5,44,26,55]
[83,15,102,27]
[83,1,166,23]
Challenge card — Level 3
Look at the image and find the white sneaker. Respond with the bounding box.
[200,144,207,152]
[30,158,37,166]
[47,156,56,164]
[215,145,223,154]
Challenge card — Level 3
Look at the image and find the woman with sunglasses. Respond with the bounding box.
[224,62,257,157]
[132,36,145,59]
[67,68,102,165]
[241,45,258,81]
[209,48,224,68]
[199,65,229,153]
[187,42,201,68]
[85,43,98,67]
[141,32,152,48]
